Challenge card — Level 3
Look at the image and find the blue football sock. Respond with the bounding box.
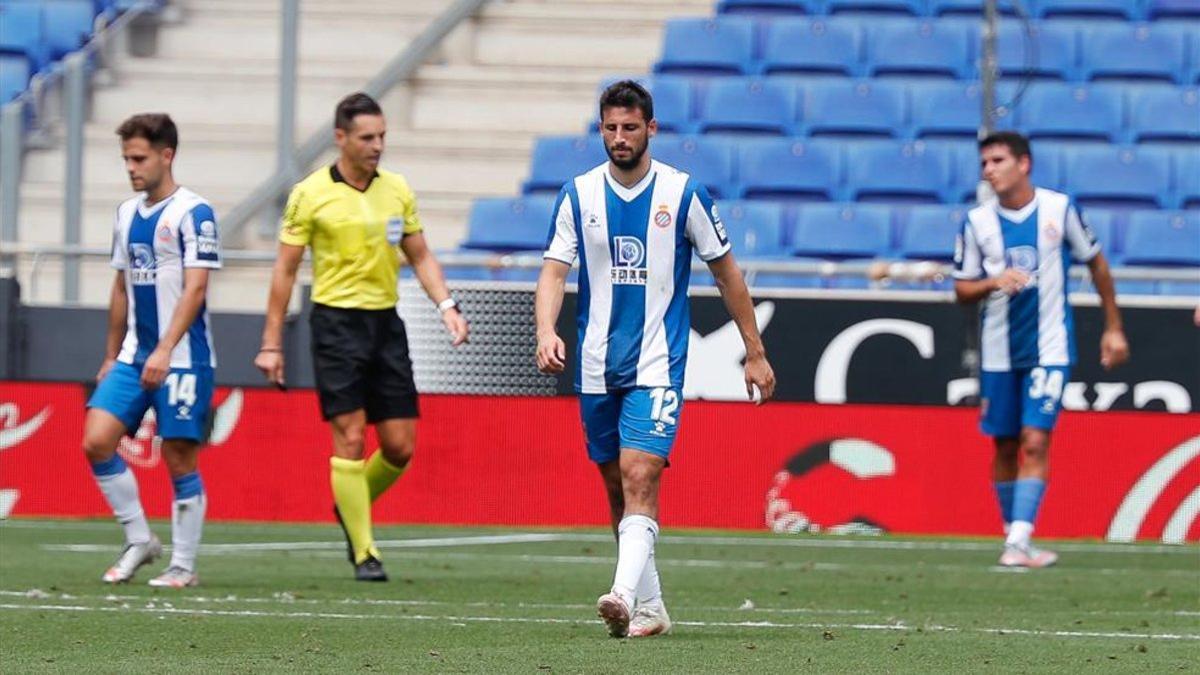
[994,481,1015,524]
[1011,478,1047,525]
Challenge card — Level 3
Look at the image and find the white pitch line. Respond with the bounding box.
[35,546,1199,578]
[8,520,1196,554]
[2,602,1198,641]
[0,589,877,616]
[41,533,568,554]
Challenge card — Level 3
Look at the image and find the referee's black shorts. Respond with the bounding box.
[309,303,419,423]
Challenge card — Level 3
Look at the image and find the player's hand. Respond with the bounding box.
[994,268,1030,295]
[536,332,566,374]
[1100,328,1130,371]
[254,349,286,389]
[745,354,776,405]
[96,358,116,382]
[140,347,170,389]
[442,309,469,347]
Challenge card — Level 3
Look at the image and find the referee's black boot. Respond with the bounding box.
[355,555,388,582]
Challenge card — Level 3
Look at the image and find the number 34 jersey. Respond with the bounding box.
[109,187,222,369]
[543,160,731,394]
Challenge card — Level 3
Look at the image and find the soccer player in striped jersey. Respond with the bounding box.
[82,114,221,587]
[954,132,1129,568]
[535,81,776,637]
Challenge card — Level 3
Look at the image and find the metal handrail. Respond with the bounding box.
[6,242,1199,283]
[221,0,492,241]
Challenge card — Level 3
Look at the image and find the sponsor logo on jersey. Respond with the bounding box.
[611,236,647,285]
[129,243,157,285]
[197,219,219,257]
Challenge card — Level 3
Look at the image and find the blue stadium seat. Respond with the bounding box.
[761,18,862,78]
[1019,84,1122,143]
[827,0,924,17]
[1159,281,1200,298]
[652,135,737,198]
[42,1,97,61]
[929,140,981,203]
[846,141,952,203]
[1148,0,1200,19]
[1081,24,1187,84]
[697,77,798,136]
[715,200,788,256]
[1122,210,1200,266]
[791,203,892,259]
[0,52,29,102]
[930,0,1017,17]
[868,20,973,80]
[909,81,983,139]
[803,80,906,138]
[0,3,46,71]
[1064,146,1170,208]
[654,17,755,76]
[899,205,968,261]
[461,197,556,252]
[738,138,841,201]
[645,76,694,133]
[1037,0,1140,20]
[1027,140,1067,193]
[1129,86,1200,143]
[718,0,813,14]
[522,135,607,194]
[997,22,1078,81]
[1173,148,1200,209]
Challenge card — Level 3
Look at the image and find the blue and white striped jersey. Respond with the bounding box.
[109,187,221,369]
[544,160,731,394]
[954,187,1100,372]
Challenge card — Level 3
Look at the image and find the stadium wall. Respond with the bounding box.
[1,383,1197,543]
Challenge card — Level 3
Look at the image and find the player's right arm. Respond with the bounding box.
[98,271,127,381]
[952,219,1025,302]
[255,185,311,388]
[535,186,578,375]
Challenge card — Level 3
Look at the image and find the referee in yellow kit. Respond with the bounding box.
[255,92,469,581]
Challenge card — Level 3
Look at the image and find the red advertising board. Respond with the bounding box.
[1,381,1197,542]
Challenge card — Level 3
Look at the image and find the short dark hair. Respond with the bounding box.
[599,80,654,123]
[335,92,383,130]
[116,113,178,151]
[979,131,1033,166]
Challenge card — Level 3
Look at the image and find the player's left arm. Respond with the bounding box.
[141,267,211,389]
[708,252,776,403]
[1069,204,1129,370]
[1087,252,1129,370]
[401,231,469,346]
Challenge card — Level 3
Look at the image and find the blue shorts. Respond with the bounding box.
[87,361,214,442]
[980,366,1070,438]
[580,386,683,464]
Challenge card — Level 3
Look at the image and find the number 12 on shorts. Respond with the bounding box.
[649,387,679,425]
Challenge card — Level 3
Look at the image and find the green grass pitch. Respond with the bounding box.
[0,519,1196,673]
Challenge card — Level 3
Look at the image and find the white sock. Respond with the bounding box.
[94,467,152,545]
[170,494,206,572]
[1006,520,1034,548]
[612,514,658,608]
[635,548,663,609]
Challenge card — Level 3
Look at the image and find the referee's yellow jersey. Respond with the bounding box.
[279,165,423,309]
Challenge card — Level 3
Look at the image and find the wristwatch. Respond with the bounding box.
[437,297,459,314]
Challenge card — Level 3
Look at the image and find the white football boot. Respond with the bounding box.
[628,602,672,637]
[102,535,162,583]
[596,592,632,638]
[148,566,199,588]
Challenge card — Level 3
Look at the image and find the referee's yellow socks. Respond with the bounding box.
[365,450,407,503]
[330,457,379,564]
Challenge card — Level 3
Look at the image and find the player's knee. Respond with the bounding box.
[380,440,414,468]
[334,427,367,458]
[1019,434,1050,461]
[81,432,116,463]
[620,463,658,492]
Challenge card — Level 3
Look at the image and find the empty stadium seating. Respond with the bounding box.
[461,197,555,252]
[791,203,892,259]
[522,136,607,194]
[1122,211,1200,266]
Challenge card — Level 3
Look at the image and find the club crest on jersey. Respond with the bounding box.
[654,205,672,228]
[611,235,647,285]
[1045,220,1061,243]
[156,223,172,242]
[129,243,157,285]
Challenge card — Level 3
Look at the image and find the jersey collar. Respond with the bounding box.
[603,161,656,202]
[995,191,1039,223]
[330,163,379,193]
